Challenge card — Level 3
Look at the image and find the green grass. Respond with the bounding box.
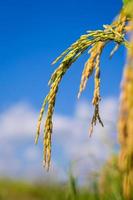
[0,156,128,200]
[0,179,96,200]
[0,178,124,200]
[0,179,66,200]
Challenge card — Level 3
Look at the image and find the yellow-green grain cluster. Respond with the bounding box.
[35,9,129,170]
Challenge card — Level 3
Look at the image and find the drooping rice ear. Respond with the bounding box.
[36,7,129,170]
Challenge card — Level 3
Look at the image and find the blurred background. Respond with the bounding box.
[0,0,127,199]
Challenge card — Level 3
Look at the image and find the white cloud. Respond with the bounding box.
[0,103,37,139]
[24,146,41,162]
[0,98,119,183]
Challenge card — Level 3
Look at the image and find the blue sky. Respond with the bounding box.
[0,0,127,181]
[0,0,125,114]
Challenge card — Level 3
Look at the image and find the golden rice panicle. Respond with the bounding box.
[35,7,129,170]
[90,42,104,135]
[118,21,133,198]
[43,72,64,169]
[116,13,127,34]
[118,67,129,171]
[123,174,131,200]
[35,96,48,144]
[43,73,62,170]
[123,170,133,200]
[118,66,133,199]
[43,99,55,171]
[118,67,133,159]
[78,41,104,135]
[92,54,101,107]
[78,42,105,98]
[78,45,97,98]
[126,69,133,156]
[36,45,85,169]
